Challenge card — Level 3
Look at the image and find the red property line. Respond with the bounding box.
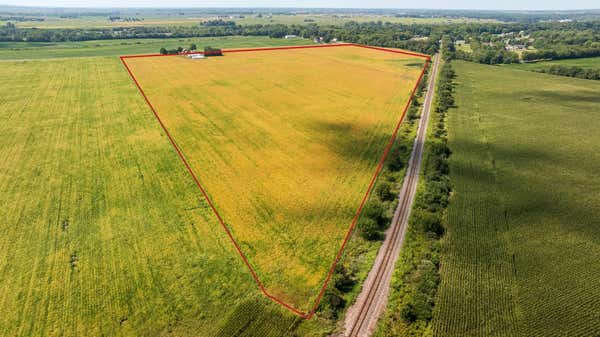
[120,43,430,319]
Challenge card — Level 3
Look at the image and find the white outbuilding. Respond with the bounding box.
[187,54,206,59]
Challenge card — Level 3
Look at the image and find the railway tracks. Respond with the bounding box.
[344,53,440,337]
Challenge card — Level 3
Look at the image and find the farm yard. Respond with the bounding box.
[432,61,600,336]
[123,45,426,312]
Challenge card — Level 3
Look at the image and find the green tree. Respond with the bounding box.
[358,218,380,241]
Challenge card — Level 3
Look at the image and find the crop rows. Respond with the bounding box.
[0,57,260,336]
[431,61,600,337]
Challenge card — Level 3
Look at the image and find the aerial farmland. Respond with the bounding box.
[0,42,426,335]
[1,4,600,337]
[122,45,427,312]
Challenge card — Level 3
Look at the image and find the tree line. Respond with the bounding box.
[536,65,600,80]
[2,17,599,64]
[0,21,439,54]
[522,46,600,61]
[398,52,453,330]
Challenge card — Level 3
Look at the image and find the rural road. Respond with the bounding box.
[342,53,440,337]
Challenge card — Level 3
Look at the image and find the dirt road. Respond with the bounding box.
[343,53,440,337]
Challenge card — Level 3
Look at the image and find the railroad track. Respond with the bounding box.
[344,53,440,337]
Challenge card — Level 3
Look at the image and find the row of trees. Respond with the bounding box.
[2,16,597,66]
[399,59,454,326]
[0,21,438,54]
[522,46,600,61]
[200,19,236,27]
[159,44,225,56]
[159,43,197,54]
[376,49,454,336]
[537,65,600,80]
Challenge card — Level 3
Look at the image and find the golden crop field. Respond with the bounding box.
[123,45,426,310]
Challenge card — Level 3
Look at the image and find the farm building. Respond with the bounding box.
[284,35,298,39]
[187,54,205,59]
[204,47,223,56]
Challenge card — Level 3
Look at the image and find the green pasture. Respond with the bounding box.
[506,56,600,71]
[0,36,312,60]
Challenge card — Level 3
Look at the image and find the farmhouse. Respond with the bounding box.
[284,34,298,39]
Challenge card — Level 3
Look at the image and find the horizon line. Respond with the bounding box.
[1,4,599,11]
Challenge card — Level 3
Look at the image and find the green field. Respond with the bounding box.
[0,55,260,336]
[231,14,498,26]
[506,56,600,71]
[11,13,498,29]
[432,61,600,336]
[0,36,312,60]
[454,43,472,53]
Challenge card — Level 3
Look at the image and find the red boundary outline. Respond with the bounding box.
[120,43,430,319]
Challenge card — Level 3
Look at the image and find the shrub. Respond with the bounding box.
[376,181,395,202]
[319,288,346,319]
[358,217,381,241]
[414,210,445,237]
[362,199,389,229]
[333,263,356,292]
[387,143,408,171]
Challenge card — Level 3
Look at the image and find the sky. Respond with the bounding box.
[1,0,598,10]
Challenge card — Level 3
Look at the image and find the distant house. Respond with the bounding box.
[331,38,338,42]
[284,35,298,39]
[188,54,205,59]
[505,44,526,51]
[498,32,515,37]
